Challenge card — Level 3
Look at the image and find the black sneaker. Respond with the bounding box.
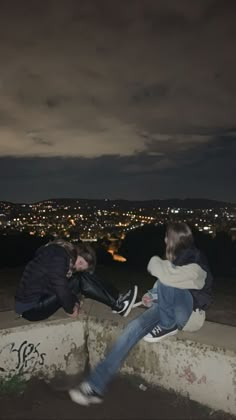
[143,324,178,343]
[112,285,138,317]
[68,382,103,406]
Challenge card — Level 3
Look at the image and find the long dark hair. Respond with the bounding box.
[47,239,96,273]
[75,242,97,274]
[165,222,194,262]
[47,239,78,263]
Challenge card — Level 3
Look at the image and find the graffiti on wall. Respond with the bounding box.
[0,340,46,374]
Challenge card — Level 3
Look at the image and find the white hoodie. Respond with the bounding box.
[147,256,207,332]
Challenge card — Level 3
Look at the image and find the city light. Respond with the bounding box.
[0,200,235,247]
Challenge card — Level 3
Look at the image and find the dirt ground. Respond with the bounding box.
[0,375,235,420]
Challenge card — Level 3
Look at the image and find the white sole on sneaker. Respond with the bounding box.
[143,329,178,343]
[68,389,102,406]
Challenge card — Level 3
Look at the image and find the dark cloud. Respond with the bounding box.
[27,131,54,147]
[31,138,54,147]
[0,136,235,202]
[0,0,235,201]
[132,83,170,103]
[0,110,16,127]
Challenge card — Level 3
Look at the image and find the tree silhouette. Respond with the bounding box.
[120,224,236,277]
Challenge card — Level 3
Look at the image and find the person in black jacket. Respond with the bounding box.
[15,239,138,321]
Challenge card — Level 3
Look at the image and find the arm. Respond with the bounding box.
[46,250,77,314]
[147,256,206,290]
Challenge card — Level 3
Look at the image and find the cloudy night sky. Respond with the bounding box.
[0,0,235,203]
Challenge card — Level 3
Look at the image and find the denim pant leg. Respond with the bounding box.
[174,288,193,329]
[156,281,176,329]
[87,303,160,395]
[157,281,193,330]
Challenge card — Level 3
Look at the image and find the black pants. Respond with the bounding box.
[22,272,120,322]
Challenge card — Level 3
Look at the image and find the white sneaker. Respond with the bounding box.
[69,382,103,406]
[143,324,178,343]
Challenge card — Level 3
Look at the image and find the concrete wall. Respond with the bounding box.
[0,311,87,380]
[87,302,236,416]
[0,302,236,415]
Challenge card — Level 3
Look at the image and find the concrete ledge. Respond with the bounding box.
[87,301,236,416]
[0,302,236,415]
[0,310,88,380]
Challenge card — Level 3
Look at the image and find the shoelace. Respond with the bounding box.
[117,289,131,303]
[81,382,94,396]
[152,325,162,335]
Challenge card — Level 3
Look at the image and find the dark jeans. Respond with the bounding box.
[22,272,120,322]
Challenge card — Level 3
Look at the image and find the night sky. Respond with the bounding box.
[0,0,236,203]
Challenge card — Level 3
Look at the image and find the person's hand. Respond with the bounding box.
[142,293,153,308]
[67,302,80,318]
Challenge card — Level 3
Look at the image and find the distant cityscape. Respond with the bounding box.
[0,198,236,244]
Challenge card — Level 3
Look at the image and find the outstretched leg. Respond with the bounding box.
[69,303,159,405]
[70,272,138,317]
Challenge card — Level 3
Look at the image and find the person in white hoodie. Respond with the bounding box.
[69,222,213,406]
[142,222,213,342]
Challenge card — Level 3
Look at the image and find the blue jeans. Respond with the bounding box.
[156,281,193,329]
[87,282,193,396]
